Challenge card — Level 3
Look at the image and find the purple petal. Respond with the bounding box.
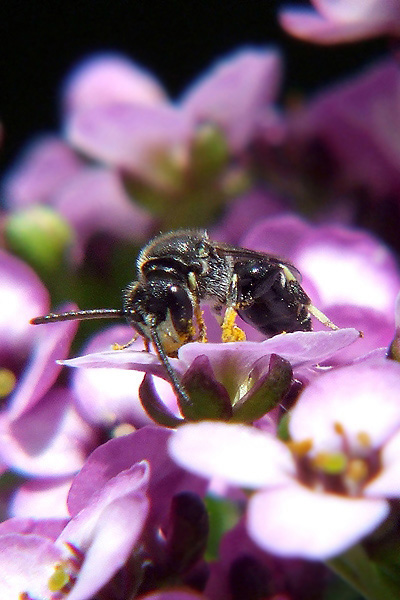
[61,345,187,378]
[71,326,176,427]
[58,462,149,600]
[0,533,64,598]
[280,1,400,43]
[182,49,282,152]
[66,103,191,179]
[248,482,389,559]
[179,329,360,382]
[169,422,294,488]
[293,59,400,197]
[67,427,207,526]
[0,250,49,358]
[64,463,149,545]
[0,387,97,476]
[290,361,400,452]
[67,494,149,600]
[241,213,309,260]
[54,167,152,263]
[0,517,67,539]
[63,53,166,115]
[3,136,82,209]
[279,8,380,44]
[11,477,73,519]
[8,307,79,419]
[319,305,394,363]
[297,226,400,313]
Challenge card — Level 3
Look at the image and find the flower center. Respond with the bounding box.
[0,368,16,398]
[289,423,380,497]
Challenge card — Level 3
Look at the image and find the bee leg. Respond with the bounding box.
[307,304,339,330]
[188,271,208,343]
[221,306,246,342]
[221,274,246,343]
[112,333,140,350]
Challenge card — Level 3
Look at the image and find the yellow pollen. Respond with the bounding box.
[313,451,347,474]
[356,431,371,448]
[346,458,368,483]
[221,306,246,342]
[287,438,313,457]
[0,368,17,398]
[48,564,71,592]
[334,422,345,436]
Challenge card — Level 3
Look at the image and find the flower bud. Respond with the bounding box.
[5,206,73,275]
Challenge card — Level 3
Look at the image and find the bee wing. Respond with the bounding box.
[213,241,303,281]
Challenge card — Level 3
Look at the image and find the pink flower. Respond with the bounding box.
[0,460,149,600]
[3,138,152,265]
[170,360,400,559]
[0,427,207,600]
[66,49,282,176]
[61,327,360,425]
[279,0,400,44]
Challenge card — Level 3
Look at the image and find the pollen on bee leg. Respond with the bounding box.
[221,306,246,343]
[189,271,208,343]
[112,334,139,351]
[307,304,339,331]
[194,303,208,343]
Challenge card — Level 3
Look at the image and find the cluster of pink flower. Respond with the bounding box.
[1,2,400,599]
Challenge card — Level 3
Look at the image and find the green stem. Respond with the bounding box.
[326,544,399,600]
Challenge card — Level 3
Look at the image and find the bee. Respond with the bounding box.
[31,229,337,404]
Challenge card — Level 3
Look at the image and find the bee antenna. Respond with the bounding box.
[30,308,126,325]
[149,327,192,408]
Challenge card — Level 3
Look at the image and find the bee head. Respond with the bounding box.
[124,278,195,355]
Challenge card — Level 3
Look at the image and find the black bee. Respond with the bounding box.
[31,229,337,404]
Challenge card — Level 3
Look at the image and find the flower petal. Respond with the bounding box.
[0,533,63,599]
[183,49,282,152]
[9,305,78,419]
[67,103,191,179]
[290,362,400,452]
[169,422,294,488]
[63,53,166,114]
[365,430,400,498]
[0,387,97,477]
[248,483,389,559]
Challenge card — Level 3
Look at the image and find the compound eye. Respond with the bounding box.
[167,284,193,333]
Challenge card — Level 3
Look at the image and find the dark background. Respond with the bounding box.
[0,1,386,169]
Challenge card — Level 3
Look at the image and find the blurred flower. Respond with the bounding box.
[3,138,152,266]
[0,308,99,519]
[66,49,281,170]
[0,427,208,600]
[0,460,149,600]
[64,49,282,228]
[279,0,400,44]
[0,250,49,367]
[170,360,400,560]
